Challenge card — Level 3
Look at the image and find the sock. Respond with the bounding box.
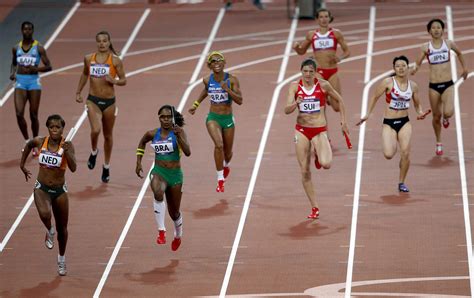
[91,149,98,156]
[103,163,110,169]
[173,214,183,239]
[217,170,224,180]
[153,200,166,231]
[48,226,55,235]
[58,255,65,262]
[224,160,230,167]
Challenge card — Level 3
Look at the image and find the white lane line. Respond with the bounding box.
[219,9,299,298]
[448,5,474,297]
[0,2,81,107]
[0,8,151,253]
[92,8,226,298]
[345,6,375,298]
[188,9,225,84]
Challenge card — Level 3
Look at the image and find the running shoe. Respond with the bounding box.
[435,143,443,156]
[57,261,67,276]
[31,147,39,157]
[157,230,166,245]
[398,183,409,193]
[101,166,110,183]
[224,1,232,10]
[314,152,321,169]
[223,166,230,179]
[307,207,319,219]
[45,229,54,249]
[87,151,98,169]
[216,179,225,193]
[171,237,181,251]
[442,118,450,129]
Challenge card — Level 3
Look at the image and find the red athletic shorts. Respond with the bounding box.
[295,124,327,141]
[316,67,338,80]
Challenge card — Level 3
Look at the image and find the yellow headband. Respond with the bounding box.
[207,51,225,63]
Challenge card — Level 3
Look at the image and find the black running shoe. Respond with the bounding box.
[101,166,110,183]
[87,151,98,170]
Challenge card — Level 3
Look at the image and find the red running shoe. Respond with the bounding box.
[223,166,230,179]
[171,237,181,251]
[216,179,225,193]
[442,118,450,129]
[436,143,443,156]
[156,230,166,244]
[307,207,319,219]
[314,152,321,169]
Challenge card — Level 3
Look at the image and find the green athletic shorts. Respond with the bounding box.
[206,112,235,129]
[150,164,183,187]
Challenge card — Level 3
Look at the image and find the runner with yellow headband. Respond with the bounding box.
[188,51,243,193]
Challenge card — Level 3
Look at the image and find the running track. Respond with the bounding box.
[0,1,473,297]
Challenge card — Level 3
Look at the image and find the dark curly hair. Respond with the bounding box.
[46,114,65,128]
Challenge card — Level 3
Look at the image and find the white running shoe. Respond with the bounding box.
[45,229,55,249]
[58,261,67,276]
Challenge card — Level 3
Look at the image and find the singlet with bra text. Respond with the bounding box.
[207,73,232,105]
[151,128,180,161]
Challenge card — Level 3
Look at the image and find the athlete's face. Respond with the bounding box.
[393,60,408,77]
[301,65,316,82]
[47,120,64,141]
[208,55,225,73]
[429,22,444,38]
[96,34,111,52]
[317,11,330,27]
[158,109,173,129]
[21,24,34,40]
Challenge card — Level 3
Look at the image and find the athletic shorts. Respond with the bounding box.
[15,74,41,91]
[295,124,327,141]
[316,68,338,81]
[383,116,410,133]
[34,180,68,200]
[151,164,183,187]
[87,94,116,112]
[429,80,454,95]
[206,112,235,129]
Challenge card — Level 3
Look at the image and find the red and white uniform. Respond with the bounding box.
[311,28,338,52]
[386,77,412,111]
[296,78,326,114]
[426,40,450,65]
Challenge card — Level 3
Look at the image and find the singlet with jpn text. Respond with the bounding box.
[386,77,412,110]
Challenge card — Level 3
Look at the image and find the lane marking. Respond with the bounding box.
[0,2,81,106]
[219,8,299,298]
[448,6,474,296]
[203,276,470,297]
[92,8,226,298]
[345,6,376,298]
[0,8,151,253]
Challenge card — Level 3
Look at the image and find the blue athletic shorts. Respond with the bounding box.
[15,74,41,91]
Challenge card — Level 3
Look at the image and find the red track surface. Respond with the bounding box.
[0,1,473,297]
